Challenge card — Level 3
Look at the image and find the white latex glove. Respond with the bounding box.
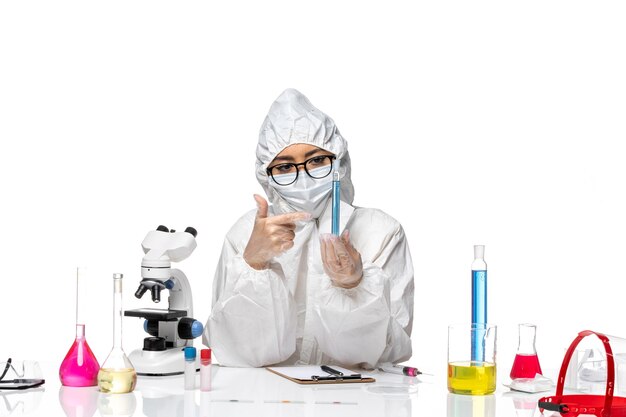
[320,230,363,289]
[243,194,311,270]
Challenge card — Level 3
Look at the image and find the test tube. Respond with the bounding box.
[331,164,340,236]
[200,349,211,392]
[184,347,196,390]
[471,245,487,362]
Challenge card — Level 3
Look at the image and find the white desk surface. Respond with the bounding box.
[0,361,579,417]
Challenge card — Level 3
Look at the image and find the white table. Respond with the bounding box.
[0,361,569,417]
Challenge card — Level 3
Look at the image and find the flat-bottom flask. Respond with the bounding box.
[60,268,100,387]
[59,324,100,387]
[98,273,137,394]
[510,323,543,379]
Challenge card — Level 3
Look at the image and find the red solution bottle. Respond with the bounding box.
[510,323,543,379]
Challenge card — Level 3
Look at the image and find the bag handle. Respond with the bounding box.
[556,330,615,413]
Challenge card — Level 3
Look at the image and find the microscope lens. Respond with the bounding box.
[135,284,148,299]
[151,285,161,303]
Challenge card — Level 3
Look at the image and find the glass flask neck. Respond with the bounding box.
[75,323,85,339]
[113,277,123,349]
[76,267,88,327]
[517,323,538,355]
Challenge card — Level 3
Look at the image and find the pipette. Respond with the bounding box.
[331,162,340,236]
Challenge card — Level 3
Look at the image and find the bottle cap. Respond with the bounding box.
[184,346,197,360]
[201,349,211,360]
[474,245,485,259]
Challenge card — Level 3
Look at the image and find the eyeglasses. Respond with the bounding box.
[0,358,45,390]
[267,155,336,186]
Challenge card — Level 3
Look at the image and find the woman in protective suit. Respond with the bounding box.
[204,89,414,369]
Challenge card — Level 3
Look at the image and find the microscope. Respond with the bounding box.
[124,225,204,376]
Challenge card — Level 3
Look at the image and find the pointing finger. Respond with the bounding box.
[273,211,312,224]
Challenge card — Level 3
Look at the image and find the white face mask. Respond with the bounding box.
[268,166,333,218]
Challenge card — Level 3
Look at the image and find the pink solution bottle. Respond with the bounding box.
[510,323,543,379]
[59,268,100,386]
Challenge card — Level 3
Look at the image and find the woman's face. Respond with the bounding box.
[266,144,336,185]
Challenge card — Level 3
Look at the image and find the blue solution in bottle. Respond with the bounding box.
[471,245,487,363]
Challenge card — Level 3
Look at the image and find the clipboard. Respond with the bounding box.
[266,366,375,385]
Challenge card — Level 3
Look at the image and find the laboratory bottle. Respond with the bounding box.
[97,273,137,394]
[471,245,487,362]
[510,323,543,379]
[59,267,100,386]
[184,347,197,390]
[200,349,211,392]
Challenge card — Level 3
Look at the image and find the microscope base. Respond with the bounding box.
[129,347,200,376]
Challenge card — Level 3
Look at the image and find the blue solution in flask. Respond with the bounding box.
[471,245,487,362]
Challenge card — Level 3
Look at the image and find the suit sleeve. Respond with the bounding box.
[203,218,297,367]
[312,220,414,368]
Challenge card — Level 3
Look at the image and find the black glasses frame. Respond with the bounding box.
[266,155,336,186]
[0,358,11,381]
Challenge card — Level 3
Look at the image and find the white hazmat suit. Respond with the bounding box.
[204,89,414,368]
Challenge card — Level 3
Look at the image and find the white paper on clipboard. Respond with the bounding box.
[266,366,364,381]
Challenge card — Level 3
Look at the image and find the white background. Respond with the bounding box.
[1,0,625,382]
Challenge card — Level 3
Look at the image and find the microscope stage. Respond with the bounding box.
[124,308,188,320]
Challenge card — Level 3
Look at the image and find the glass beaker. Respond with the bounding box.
[510,323,543,379]
[97,273,137,394]
[448,323,497,395]
[59,268,100,386]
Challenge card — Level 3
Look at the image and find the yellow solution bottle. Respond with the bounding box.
[98,273,137,394]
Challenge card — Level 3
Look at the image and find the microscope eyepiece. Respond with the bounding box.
[135,284,149,299]
[184,227,198,237]
[151,285,162,303]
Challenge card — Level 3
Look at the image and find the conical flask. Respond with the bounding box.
[510,323,543,379]
[97,273,137,394]
[59,268,100,386]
